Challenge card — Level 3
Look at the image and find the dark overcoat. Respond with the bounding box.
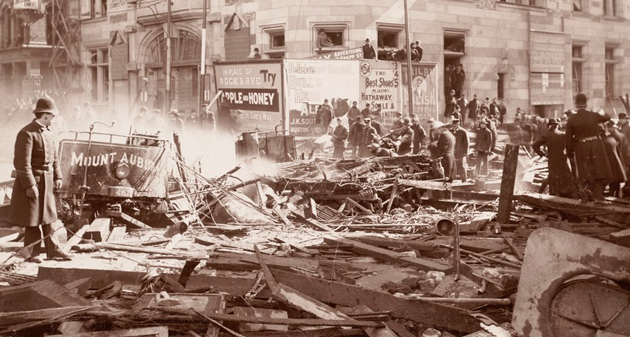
[532,130,576,197]
[10,120,62,227]
[433,131,456,180]
[601,134,627,184]
[565,109,612,182]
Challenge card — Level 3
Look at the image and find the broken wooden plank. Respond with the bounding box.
[63,225,89,253]
[273,206,293,229]
[48,326,169,337]
[439,244,521,269]
[324,236,451,272]
[502,237,524,261]
[165,233,182,250]
[255,245,356,322]
[273,237,318,255]
[232,307,288,332]
[290,210,333,232]
[102,210,151,229]
[235,328,365,337]
[83,218,111,242]
[497,144,519,224]
[271,269,480,334]
[345,197,374,215]
[0,232,19,244]
[106,226,126,242]
[0,280,91,314]
[93,242,206,258]
[398,179,452,191]
[385,180,398,213]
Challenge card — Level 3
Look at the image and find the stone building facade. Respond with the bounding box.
[1,0,629,122]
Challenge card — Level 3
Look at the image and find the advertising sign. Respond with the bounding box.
[284,59,359,137]
[359,60,400,131]
[401,63,439,123]
[214,61,283,133]
[13,0,41,11]
[310,47,364,60]
[58,140,169,198]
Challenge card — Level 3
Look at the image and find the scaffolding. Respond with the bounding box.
[48,0,82,107]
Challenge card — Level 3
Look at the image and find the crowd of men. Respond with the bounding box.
[129,105,216,141]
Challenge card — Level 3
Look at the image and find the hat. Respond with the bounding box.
[547,118,559,126]
[402,117,411,125]
[364,117,372,122]
[619,113,628,119]
[365,38,370,42]
[170,110,181,117]
[33,97,58,115]
[575,93,588,108]
[598,124,605,131]
[432,120,447,129]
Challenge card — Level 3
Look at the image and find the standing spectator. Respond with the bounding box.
[444,64,453,98]
[410,114,426,153]
[316,99,334,135]
[467,94,480,129]
[532,118,577,198]
[475,120,492,176]
[362,38,377,60]
[358,117,379,157]
[451,118,470,181]
[331,118,349,159]
[360,103,371,119]
[600,122,626,197]
[565,93,613,203]
[10,97,71,263]
[606,120,630,195]
[488,114,499,153]
[348,116,364,156]
[457,94,468,126]
[614,113,630,196]
[451,105,462,123]
[409,43,419,62]
[450,65,466,98]
[147,108,166,136]
[619,112,630,141]
[479,97,490,116]
[82,101,97,125]
[132,106,149,133]
[498,99,507,124]
[167,109,185,138]
[489,98,499,119]
[444,91,457,119]
[68,105,86,131]
[396,118,415,155]
[187,109,199,129]
[428,121,456,181]
[251,47,262,59]
[346,101,360,122]
[317,29,333,50]
[414,41,423,62]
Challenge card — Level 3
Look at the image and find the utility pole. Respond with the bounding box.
[165,0,172,113]
[198,0,208,115]
[403,0,414,118]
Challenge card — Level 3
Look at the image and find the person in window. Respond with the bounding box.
[317,29,333,50]
[414,41,424,62]
[251,47,261,59]
[362,38,376,60]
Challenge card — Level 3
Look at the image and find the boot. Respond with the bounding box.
[42,224,72,260]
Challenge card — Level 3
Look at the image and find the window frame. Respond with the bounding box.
[376,23,403,61]
[571,43,585,96]
[444,30,467,58]
[87,46,110,104]
[605,45,617,100]
[312,23,349,53]
[261,25,286,59]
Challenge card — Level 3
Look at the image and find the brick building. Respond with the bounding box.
[1,0,629,122]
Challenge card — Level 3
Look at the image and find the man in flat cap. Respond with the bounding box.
[565,93,614,203]
[10,97,71,263]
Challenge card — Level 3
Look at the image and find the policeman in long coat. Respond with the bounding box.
[10,97,71,263]
[331,118,348,159]
[532,118,577,198]
[565,93,613,203]
[358,118,379,158]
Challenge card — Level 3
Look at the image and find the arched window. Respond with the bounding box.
[145,29,201,66]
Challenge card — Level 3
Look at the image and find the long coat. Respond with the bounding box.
[475,127,492,153]
[601,134,627,184]
[452,127,470,160]
[431,131,456,180]
[358,125,379,158]
[565,109,612,183]
[10,120,62,227]
[609,129,630,167]
[532,129,576,197]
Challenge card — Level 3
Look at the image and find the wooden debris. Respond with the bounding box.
[497,144,519,224]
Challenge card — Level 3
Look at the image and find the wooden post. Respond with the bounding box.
[497,144,519,224]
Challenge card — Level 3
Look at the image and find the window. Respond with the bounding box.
[498,0,544,6]
[88,47,109,103]
[605,46,616,100]
[263,26,285,59]
[444,31,466,56]
[573,0,583,12]
[313,24,348,52]
[90,0,108,18]
[603,0,616,16]
[377,24,403,60]
[572,44,584,96]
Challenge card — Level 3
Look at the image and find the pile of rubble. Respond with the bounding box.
[1,131,630,337]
